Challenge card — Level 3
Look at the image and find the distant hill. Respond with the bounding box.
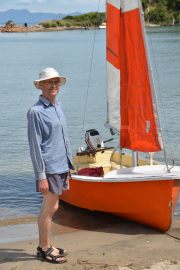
[0,9,81,25]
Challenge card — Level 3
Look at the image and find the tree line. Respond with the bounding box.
[40,12,105,28]
[40,0,180,28]
[142,0,180,24]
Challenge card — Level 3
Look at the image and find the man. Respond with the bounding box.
[27,67,74,264]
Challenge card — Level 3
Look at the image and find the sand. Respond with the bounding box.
[0,203,180,270]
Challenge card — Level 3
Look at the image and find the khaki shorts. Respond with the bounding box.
[36,172,69,195]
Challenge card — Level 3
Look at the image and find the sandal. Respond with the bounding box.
[37,245,68,257]
[37,246,67,264]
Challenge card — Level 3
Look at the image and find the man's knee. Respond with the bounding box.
[52,203,59,213]
[48,193,59,213]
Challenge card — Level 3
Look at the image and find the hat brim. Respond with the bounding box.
[34,76,66,89]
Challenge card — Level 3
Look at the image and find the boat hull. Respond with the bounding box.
[61,177,180,232]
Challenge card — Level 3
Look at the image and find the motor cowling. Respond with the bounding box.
[85,129,104,150]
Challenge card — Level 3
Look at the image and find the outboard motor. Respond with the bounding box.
[85,129,104,150]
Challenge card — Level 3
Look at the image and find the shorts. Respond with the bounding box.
[36,172,69,195]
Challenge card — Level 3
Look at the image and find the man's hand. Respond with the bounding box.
[38,179,49,194]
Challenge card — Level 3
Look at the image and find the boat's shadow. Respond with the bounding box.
[53,200,161,235]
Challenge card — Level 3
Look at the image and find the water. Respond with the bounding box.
[0,27,180,221]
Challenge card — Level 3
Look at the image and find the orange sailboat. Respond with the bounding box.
[61,0,180,232]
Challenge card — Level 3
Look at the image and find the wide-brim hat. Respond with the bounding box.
[34,67,66,89]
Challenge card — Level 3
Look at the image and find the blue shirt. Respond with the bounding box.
[27,95,73,180]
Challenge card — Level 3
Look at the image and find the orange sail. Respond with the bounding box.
[106,0,161,152]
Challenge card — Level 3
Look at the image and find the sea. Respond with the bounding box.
[0,26,180,223]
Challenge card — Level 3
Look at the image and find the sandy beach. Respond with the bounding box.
[0,203,180,270]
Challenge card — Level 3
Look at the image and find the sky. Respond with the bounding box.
[0,0,106,14]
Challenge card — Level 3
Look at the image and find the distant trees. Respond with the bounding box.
[62,12,105,27]
[40,1,180,28]
[142,0,180,24]
[40,12,106,28]
[142,0,150,10]
[168,0,180,10]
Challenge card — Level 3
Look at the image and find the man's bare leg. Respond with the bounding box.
[38,191,59,251]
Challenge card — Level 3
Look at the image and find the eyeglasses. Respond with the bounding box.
[45,80,60,86]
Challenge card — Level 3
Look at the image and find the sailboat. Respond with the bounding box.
[61,0,180,232]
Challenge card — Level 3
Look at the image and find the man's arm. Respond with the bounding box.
[27,109,45,179]
[27,110,49,194]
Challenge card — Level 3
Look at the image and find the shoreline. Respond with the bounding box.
[0,25,89,33]
[0,24,179,33]
[0,216,37,227]
[0,203,180,269]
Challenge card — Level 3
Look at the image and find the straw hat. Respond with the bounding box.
[34,67,66,89]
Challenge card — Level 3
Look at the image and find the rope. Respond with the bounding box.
[80,0,102,147]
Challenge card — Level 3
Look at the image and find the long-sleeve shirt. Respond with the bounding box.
[27,95,74,180]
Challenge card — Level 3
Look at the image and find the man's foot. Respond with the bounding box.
[37,245,68,257]
[52,245,68,256]
[37,246,67,264]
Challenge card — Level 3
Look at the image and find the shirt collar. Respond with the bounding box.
[39,95,58,107]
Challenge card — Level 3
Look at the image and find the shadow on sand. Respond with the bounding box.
[52,200,161,236]
[0,248,35,264]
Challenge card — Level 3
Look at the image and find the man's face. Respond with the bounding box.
[39,77,60,100]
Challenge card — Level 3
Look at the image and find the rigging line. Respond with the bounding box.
[148,31,175,166]
[139,3,169,171]
[165,232,180,241]
[80,0,102,147]
[139,2,170,170]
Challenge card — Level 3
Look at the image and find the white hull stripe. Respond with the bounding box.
[107,0,120,10]
[107,0,139,12]
[71,174,180,182]
[72,166,180,182]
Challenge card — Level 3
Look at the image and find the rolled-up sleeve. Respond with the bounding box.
[27,110,46,180]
